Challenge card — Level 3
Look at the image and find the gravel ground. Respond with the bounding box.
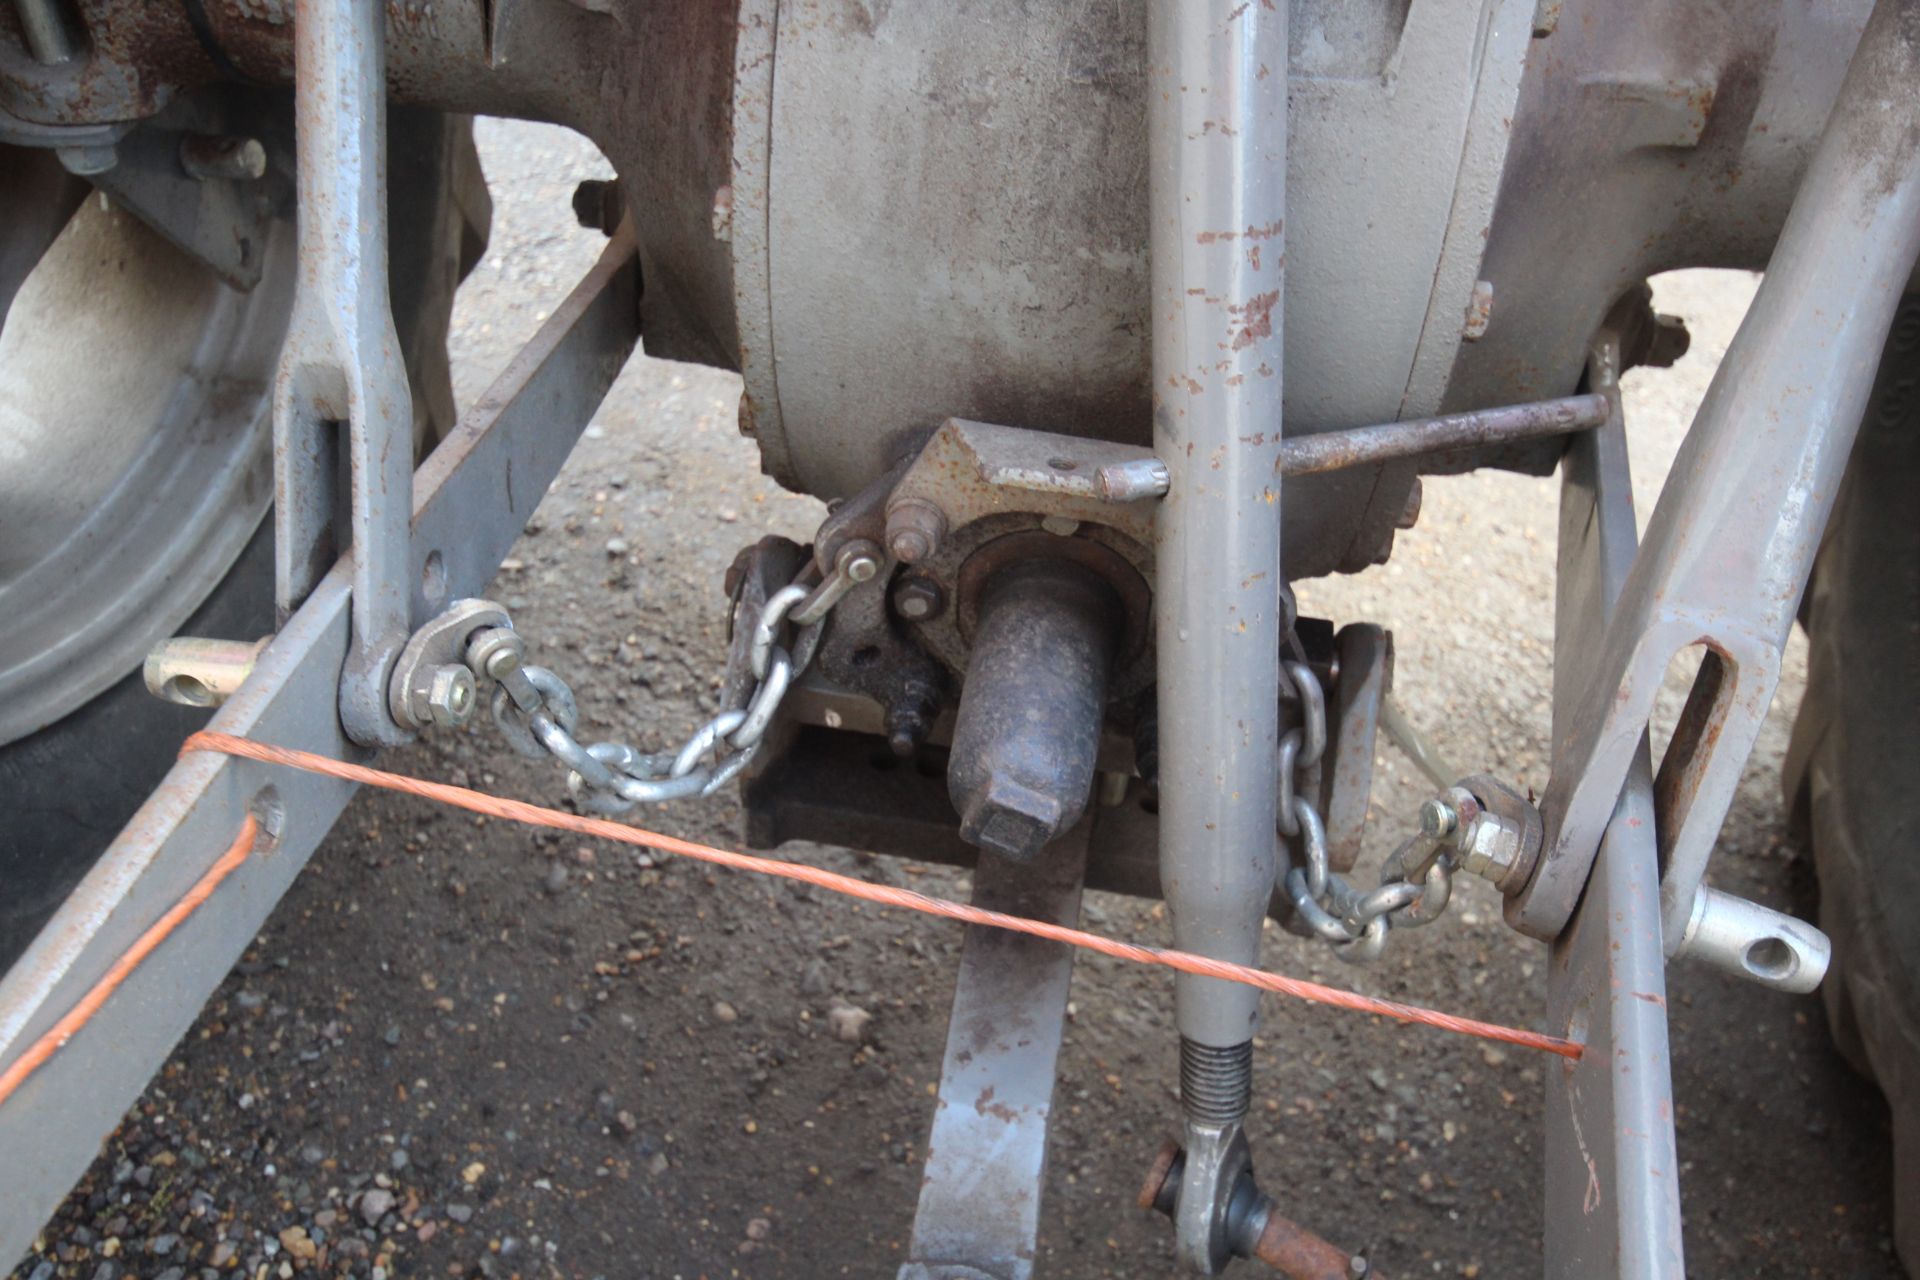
[9,120,1901,1280]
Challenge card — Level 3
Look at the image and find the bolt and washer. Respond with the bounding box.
[844,546,881,582]
[892,576,945,621]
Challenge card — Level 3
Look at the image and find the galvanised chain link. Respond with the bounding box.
[468,540,880,815]
[1279,662,1457,965]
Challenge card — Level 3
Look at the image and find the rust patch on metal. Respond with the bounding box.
[1229,289,1279,351]
[1252,1209,1368,1280]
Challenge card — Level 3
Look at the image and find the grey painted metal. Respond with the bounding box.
[888,419,1159,548]
[86,108,276,292]
[271,0,415,748]
[1148,0,1286,1055]
[0,195,291,745]
[1447,0,1876,441]
[1095,394,1609,499]
[1172,1116,1257,1276]
[6,1,1882,581]
[1542,344,1683,1278]
[1513,0,1920,940]
[897,826,1090,1280]
[0,227,640,1267]
[1147,0,1286,1269]
[741,0,1532,580]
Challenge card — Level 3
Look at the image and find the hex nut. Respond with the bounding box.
[1458,813,1523,885]
[422,665,477,727]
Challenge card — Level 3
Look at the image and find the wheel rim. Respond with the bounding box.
[0,182,293,744]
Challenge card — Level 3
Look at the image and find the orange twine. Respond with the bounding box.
[0,814,260,1108]
[182,731,1581,1061]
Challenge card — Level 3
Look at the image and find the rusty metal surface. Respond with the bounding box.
[743,722,1164,896]
[1277,394,1609,478]
[1250,1210,1365,1280]
[1448,0,1876,434]
[1511,0,1920,940]
[0,226,640,1266]
[809,565,951,761]
[898,824,1090,1280]
[0,0,207,125]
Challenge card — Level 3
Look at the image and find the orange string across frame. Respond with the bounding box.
[182,731,1582,1061]
[0,814,261,1109]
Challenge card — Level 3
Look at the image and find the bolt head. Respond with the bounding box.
[846,552,880,583]
[884,500,947,565]
[483,647,521,679]
[959,777,1063,862]
[888,527,933,564]
[892,577,945,622]
[466,627,526,682]
[1418,798,1458,839]
[425,665,477,727]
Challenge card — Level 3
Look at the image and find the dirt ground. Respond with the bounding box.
[10,121,1901,1280]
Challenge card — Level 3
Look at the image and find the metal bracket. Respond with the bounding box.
[886,418,1161,558]
[898,825,1090,1280]
[1512,0,1920,941]
[387,599,511,731]
[1318,624,1390,874]
[0,224,641,1264]
[271,0,416,747]
[84,102,281,292]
